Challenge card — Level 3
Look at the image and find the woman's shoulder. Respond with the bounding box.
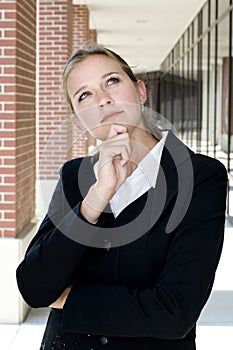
[62,156,85,170]
[164,131,227,179]
[59,155,98,196]
[61,155,95,175]
[191,152,226,172]
[58,156,97,202]
[190,152,228,184]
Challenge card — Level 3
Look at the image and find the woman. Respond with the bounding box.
[17,44,228,350]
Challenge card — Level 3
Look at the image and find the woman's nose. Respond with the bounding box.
[98,91,113,107]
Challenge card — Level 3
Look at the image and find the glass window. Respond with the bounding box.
[159,0,232,217]
[201,33,210,148]
[219,0,230,17]
[174,43,179,62]
[183,50,190,138]
[182,35,185,56]
[192,42,198,143]
[202,1,209,35]
[189,21,193,47]
[207,17,219,152]
[197,10,203,37]
[218,14,230,144]
[184,30,189,53]
[230,7,233,210]
[193,16,199,41]
[210,0,216,26]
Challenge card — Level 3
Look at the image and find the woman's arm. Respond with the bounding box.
[16,161,94,308]
[17,124,131,308]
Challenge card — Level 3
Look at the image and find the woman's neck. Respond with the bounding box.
[127,127,159,175]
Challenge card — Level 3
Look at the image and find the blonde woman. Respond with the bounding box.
[17,44,228,350]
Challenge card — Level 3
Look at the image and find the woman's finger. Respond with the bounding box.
[107,124,128,138]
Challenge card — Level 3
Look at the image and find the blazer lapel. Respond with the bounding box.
[148,131,194,233]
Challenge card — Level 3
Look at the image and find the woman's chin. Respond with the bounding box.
[90,124,113,141]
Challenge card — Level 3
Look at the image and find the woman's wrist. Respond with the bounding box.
[94,182,116,203]
[49,286,72,309]
[80,184,110,224]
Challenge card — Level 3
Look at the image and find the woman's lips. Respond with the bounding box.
[101,111,123,123]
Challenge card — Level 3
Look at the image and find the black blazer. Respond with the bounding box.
[16,131,228,350]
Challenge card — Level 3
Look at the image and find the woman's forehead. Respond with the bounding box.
[68,55,124,84]
[76,54,122,72]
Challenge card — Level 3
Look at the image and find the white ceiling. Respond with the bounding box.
[74,0,206,73]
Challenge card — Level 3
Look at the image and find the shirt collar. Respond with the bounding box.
[131,130,168,188]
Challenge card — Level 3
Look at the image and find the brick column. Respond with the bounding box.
[73,4,89,50]
[89,29,97,44]
[72,4,97,158]
[0,0,36,238]
[0,0,37,324]
[38,0,73,184]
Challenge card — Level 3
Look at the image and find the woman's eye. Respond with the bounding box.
[79,91,89,102]
[106,77,119,86]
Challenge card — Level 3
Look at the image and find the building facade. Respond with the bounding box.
[147,0,233,215]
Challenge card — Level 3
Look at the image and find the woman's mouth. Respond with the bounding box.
[101,111,123,123]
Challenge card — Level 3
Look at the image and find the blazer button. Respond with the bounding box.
[99,336,108,345]
[103,240,111,250]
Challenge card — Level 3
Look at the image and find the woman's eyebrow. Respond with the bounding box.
[101,71,120,79]
[73,72,120,98]
[73,85,88,98]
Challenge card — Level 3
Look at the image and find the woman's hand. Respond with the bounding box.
[80,124,131,224]
[96,124,131,201]
[49,286,72,309]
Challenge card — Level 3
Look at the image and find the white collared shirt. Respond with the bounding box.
[94,131,168,218]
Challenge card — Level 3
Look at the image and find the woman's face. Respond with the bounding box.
[67,54,146,140]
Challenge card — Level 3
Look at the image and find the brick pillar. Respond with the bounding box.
[89,29,97,44]
[72,4,97,158]
[38,0,73,185]
[0,0,36,238]
[73,4,89,50]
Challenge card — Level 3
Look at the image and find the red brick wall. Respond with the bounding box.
[38,0,73,180]
[73,4,89,50]
[89,29,97,44]
[72,5,97,159]
[0,0,36,237]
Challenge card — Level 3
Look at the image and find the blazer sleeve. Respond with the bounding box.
[62,158,228,339]
[16,161,102,308]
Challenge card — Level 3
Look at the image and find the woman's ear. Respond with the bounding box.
[136,80,147,105]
